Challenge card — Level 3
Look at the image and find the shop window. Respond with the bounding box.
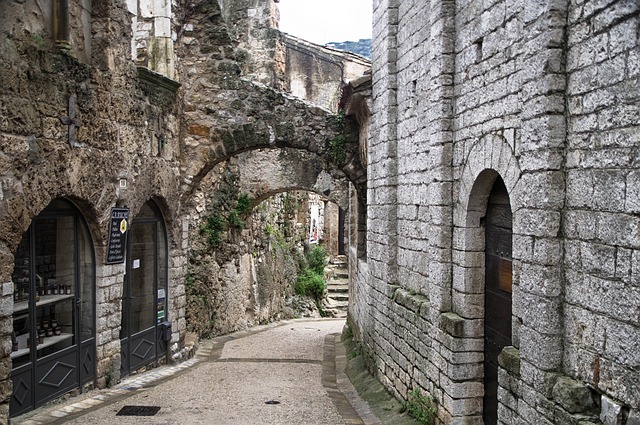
[10,198,95,417]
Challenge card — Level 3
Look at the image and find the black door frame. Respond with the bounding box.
[120,203,168,376]
[10,200,96,417]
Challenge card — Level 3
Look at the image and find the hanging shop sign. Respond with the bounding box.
[106,207,129,264]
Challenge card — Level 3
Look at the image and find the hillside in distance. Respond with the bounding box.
[325,39,371,59]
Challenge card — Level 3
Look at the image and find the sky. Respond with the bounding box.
[277,0,373,45]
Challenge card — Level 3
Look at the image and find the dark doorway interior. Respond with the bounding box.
[483,177,513,425]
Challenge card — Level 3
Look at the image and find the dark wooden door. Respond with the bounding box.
[483,177,512,425]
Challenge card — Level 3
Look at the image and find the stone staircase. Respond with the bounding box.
[323,255,349,318]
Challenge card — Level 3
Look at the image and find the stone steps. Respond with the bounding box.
[323,260,349,318]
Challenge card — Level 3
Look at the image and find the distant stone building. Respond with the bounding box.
[348,1,640,424]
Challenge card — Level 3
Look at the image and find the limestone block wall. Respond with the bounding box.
[351,0,640,424]
[563,0,640,418]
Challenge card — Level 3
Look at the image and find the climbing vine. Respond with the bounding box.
[200,192,254,249]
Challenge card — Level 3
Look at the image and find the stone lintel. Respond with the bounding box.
[137,66,181,94]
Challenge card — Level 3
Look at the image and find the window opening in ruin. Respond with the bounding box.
[10,198,96,417]
[483,176,513,425]
[120,200,169,377]
[53,0,70,48]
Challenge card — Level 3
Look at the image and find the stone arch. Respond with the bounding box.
[180,82,365,206]
[233,148,350,211]
[453,132,521,323]
[452,133,521,423]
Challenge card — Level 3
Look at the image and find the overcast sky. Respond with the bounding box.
[277,0,373,45]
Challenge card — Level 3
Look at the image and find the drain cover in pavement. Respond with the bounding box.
[116,405,161,416]
[265,400,281,405]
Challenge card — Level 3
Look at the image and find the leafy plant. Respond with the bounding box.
[294,269,326,300]
[307,245,327,275]
[227,210,244,229]
[199,193,254,247]
[403,388,437,425]
[200,213,224,248]
[264,224,275,235]
[235,193,252,215]
[294,245,328,300]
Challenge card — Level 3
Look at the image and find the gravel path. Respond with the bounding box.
[15,319,368,425]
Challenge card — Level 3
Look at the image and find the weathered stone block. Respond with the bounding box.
[439,312,465,338]
[551,375,595,414]
[498,347,521,376]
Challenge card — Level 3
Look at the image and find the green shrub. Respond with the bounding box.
[403,388,437,425]
[307,245,327,275]
[295,269,326,300]
[227,210,244,229]
[235,193,252,215]
[200,213,224,248]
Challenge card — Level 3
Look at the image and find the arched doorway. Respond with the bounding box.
[120,201,169,376]
[483,177,513,424]
[10,198,96,416]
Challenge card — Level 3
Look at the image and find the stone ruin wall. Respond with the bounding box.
[283,34,371,112]
[352,0,639,424]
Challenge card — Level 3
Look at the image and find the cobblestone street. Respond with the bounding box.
[13,319,378,425]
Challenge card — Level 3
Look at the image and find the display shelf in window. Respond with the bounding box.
[13,293,75,314]
[10,332,73,359]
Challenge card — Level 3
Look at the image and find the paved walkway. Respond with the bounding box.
[12,319,380,425]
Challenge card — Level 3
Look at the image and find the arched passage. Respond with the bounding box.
[233,148,350,211]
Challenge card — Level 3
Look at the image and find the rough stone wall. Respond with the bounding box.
[563,0,640,421]
[351,0,640,424]
[218,0,285,87]
[0,0,186,412]
[0,0,367,419]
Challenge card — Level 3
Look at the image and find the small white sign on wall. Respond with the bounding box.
[133,259,140,269]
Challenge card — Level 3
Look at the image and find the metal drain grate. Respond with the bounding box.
[116,405,161,416]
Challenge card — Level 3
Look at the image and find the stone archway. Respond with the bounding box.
[452,133,521,422]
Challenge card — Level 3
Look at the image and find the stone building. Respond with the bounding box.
[348,1,640,424]
[0,0,367,419]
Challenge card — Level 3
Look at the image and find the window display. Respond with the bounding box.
[10,199,95,417]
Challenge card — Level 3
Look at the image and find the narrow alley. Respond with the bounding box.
[13,319,376,425]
